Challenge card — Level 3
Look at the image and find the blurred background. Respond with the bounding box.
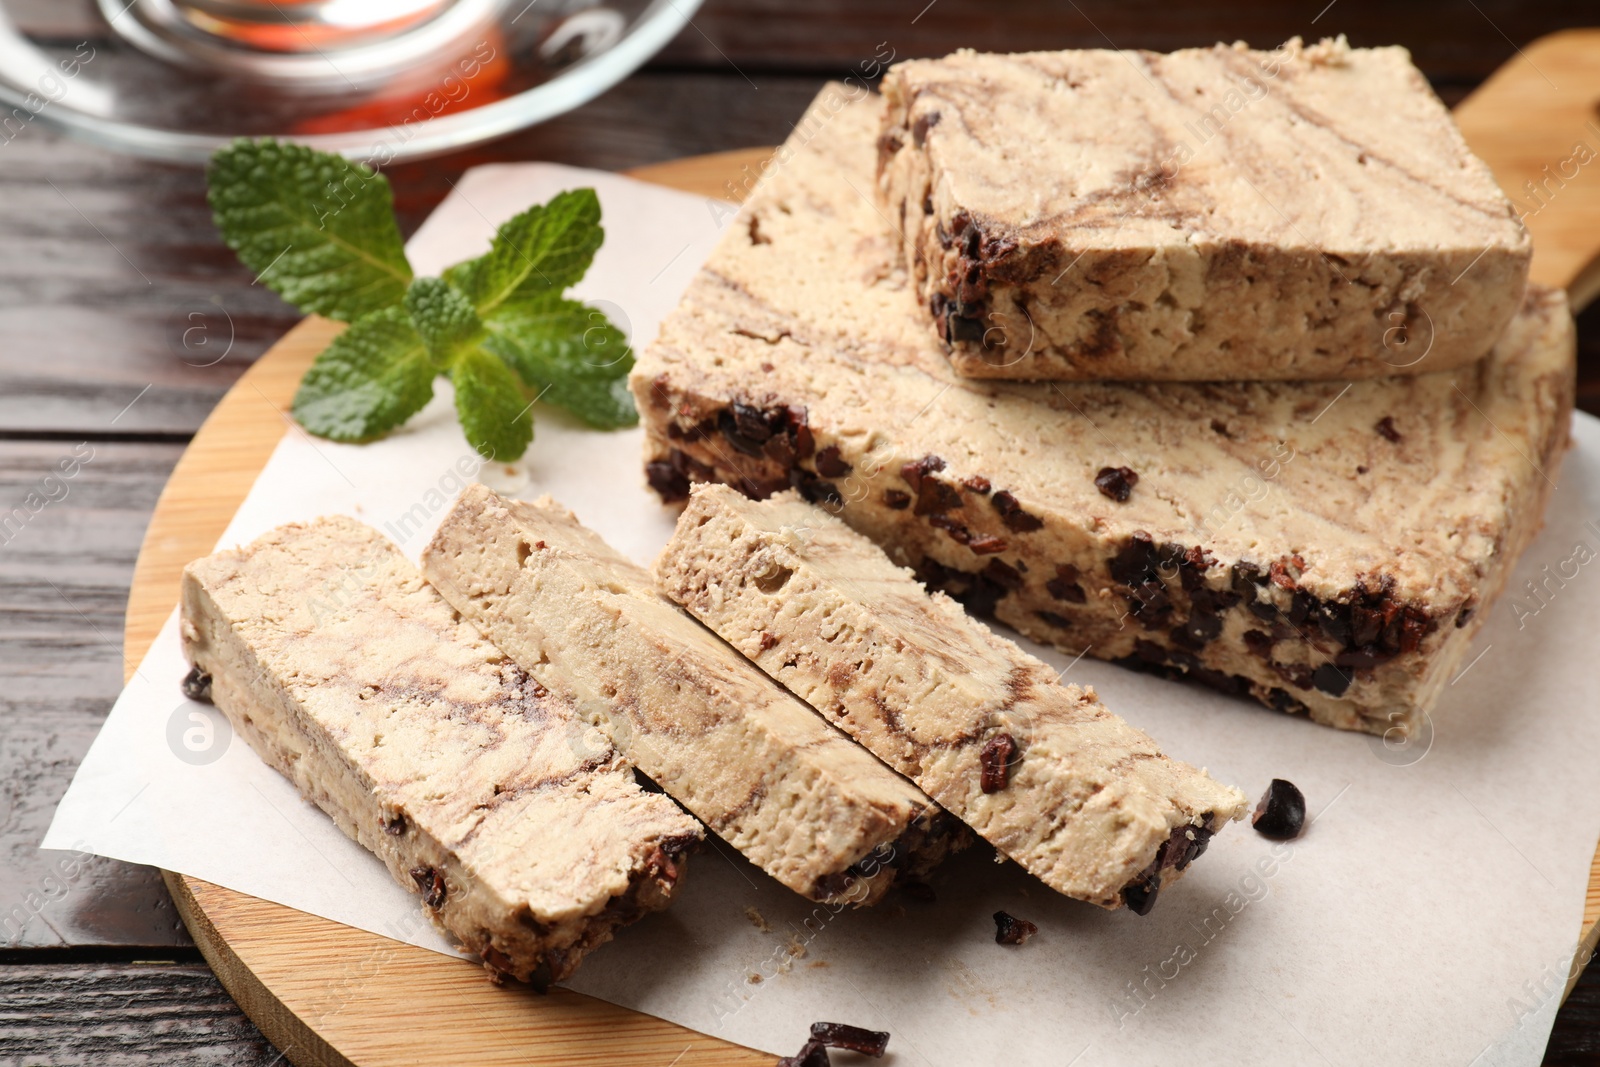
[0,1,1596,1063]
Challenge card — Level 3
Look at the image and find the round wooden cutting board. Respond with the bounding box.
[124,34,1600,1067]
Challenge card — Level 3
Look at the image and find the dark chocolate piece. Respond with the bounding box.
[645,460,691,503]
[1094,465,1140,502]
[410,865,448,908]
[992,910,1038,946]
[1376,416,1403,442]
[979,733,1017,793]
[777,1040,830,1067]
[814,446,852,478]
[990,490,1044,532]
[1251,779,1306,840]
[1123,877,1159,916]
[1311,662,1352,697]
[181,666,213,703]
[810,1021,891,1057]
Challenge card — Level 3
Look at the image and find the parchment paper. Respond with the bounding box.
[45,164,1600,1067]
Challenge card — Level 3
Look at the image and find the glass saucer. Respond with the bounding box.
[0,0,700,163]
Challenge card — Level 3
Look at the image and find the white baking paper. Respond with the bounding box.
[45,164,1600,1067]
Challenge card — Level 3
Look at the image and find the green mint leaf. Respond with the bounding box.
[452,346,533,461]
[444,188,602,318]
[404,277,483,367]
[534,376,638,431]
[484,296,632,380]
[208,139,413,322]
[482,296,636,429]
[291,307,433,441]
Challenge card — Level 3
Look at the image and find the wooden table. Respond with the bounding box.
[1,2,1596,1063]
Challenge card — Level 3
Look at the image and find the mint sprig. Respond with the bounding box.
[207,140,637,461]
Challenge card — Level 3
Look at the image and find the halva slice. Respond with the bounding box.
[421,485,964,905]
[180,516,702,985]
[658,485,1247,911]
[878,40,1530,380]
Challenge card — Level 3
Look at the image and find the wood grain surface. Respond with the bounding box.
[2,2,1599,1064]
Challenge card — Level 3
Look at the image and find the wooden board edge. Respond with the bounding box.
[1455,27,1600,313]
[167,873,771,1067]
[165,871,356,1067]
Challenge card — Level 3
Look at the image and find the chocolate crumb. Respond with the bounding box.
[1375,416,1402,443]
[1311,662,1352,697]
[1242,629,1274,657]
[882,489,911,510]
[1123,877,1159,916]
[1046,564,1086,603]
[410,866,447,908]
[899,453,946,492]
[911,109,941,147]
[949,314,986,343]
[814,446,852,478]
[1094,466,1139,502]
[983,558,1024,590]
[777,1039,829,1067]
[979,733,1017,793]
[992,910,1038,946]
[645,460,691,503]
[929,513,972,544]
[759,631,779,651]
[991,490,1044,532]
[962,475,992,493]
[181,666,213,703]
[481,944,515,978]
[968,534,1008,555]
[810,1021,891,1057]
[1251,779,1307,840]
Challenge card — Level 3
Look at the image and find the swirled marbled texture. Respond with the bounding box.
[878,40,1530,381]
[422,486,964,905]
[658,485,1247,911]
[180,516,701,984]
[631,86,1574,737]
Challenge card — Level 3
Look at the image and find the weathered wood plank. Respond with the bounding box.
[652,0,1588,90]
[0,441,191,949]
[0,953,1585,1065]
[7,0,1589,89]
[1548,958,1600,1065]
[0,961,280,1065]
[0,73,821,437]
[1577,303,1600,416]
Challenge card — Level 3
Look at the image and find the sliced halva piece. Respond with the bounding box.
[878,40,1530,381]
[180,516,702,984]
[658,484,1247,911]
[421,485,965,905]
